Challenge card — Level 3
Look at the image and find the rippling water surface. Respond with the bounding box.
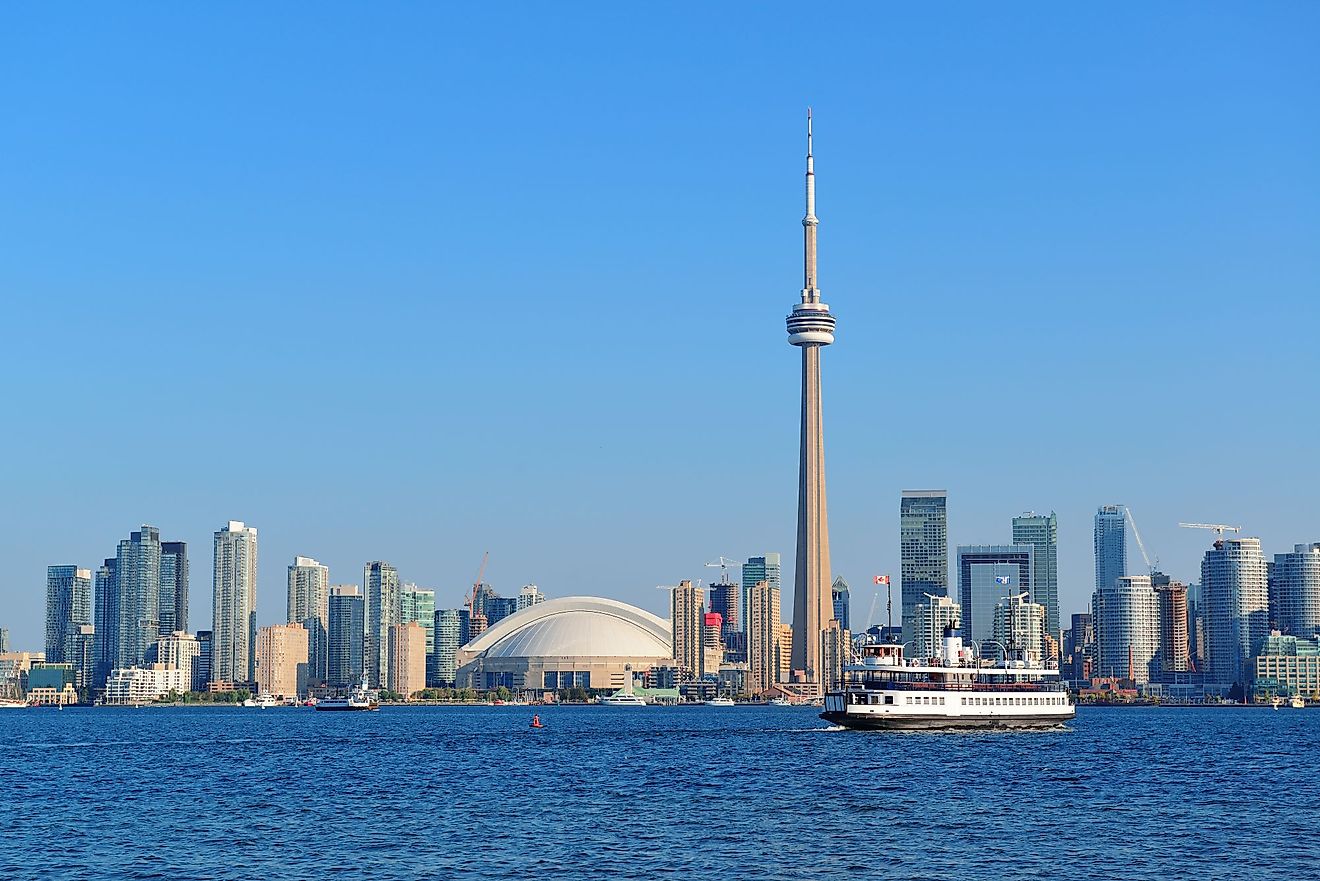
[2,705,1317,880]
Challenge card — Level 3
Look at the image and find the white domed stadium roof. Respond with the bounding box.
[464,596,672,660]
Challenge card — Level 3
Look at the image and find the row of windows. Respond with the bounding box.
[897,694,1067,708]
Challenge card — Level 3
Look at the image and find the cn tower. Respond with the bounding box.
[786,109,836,689]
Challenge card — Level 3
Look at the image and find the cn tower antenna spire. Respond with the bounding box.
[803,107,819,302]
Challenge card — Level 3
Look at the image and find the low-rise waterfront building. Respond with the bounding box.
[104,664,189,705]
[1252,633,1320,700]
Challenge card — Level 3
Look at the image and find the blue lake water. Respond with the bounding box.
[1,705,1317,880]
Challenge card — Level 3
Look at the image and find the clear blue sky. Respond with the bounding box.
[2,4,1317,649]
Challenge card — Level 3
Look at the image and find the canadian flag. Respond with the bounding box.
[874,575,890,585]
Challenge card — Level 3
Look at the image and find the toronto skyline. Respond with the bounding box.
[2,5,1318,649]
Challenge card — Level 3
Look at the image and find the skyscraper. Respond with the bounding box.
[430,608,468,687]
[287,556,329,627]
[741,554,781,636]
[1094,505,1128,593]
[401,585,436,657]
[1201,537,1269,689]
[957,545,1033,650]
[786,111,836,693]
[747,579,781,694]
[1152,572,1190,677]
[992,592,1047,664]
[327,585,365,689]
[1272,543,1320,639]
[114,526,163,672]
[900,490,949,646]
[389,621,427,697]
[158,541,189,636]
[93,558,117,686]
[45,565,91,664]
[1092,575,1160,683]
[1012,512,1059,640]
[212,520,258,685]
[516,584,546,611]
[912,594,961,661]
[670,579,703,680]
[364,561,401,688]
[831,576,850,632]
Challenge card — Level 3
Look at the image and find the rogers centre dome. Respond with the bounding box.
[454,596,673,692]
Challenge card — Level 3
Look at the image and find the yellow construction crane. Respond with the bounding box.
[1178,522,1242,540]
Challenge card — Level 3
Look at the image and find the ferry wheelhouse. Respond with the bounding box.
[821,627,1074,731]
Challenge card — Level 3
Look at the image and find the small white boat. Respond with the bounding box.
[704,697,736,707]
[1271,697,1282,711]
[599,691,647,707]
[768,698,793,707]
[255,694,279,709]
[0,698,28,710]
[1290,695,1306,709]
[241,697,258,708]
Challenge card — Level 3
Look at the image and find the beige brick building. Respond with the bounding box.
[389,621,427,698]
[256,623,308,699]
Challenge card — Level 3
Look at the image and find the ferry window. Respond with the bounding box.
[884,695,894,705]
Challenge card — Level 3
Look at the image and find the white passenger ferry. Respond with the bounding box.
[822,628,1074,731]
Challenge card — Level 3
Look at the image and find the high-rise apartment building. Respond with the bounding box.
[831,576,850,632]
[1272,543,1320,639]
[1094,505,1128,593]
[389,621,427,698]
[993,593,1047,664]
[822,620,850,691]
[1201,537,1269,689]
[93,558,117,686]
[430,608,469,687]
[1012,512,1059,641]
[402,585,436,659]
[742,554,781,636]
[670,579,703,680]
[111,526,164,673]
[159,541,189,636]
[327,585,365,689]
[1092,574,1160,684]
[746,579,780,694]
[255,623,308,699]
[212,521,258,685]
[709,580,740,634]
[68,625,96,694]
[1152,573,1190,677]
[364,562,401,689]
[774,623,793,686]
[46,566,92,664]
[957,545,1033,650]
[901,490,949,646]
[287,556,329,626]
[516,585,546,611]
[155,631,201,690]
[912,594,961,661]
[194,630,212,692]
[0,628,8,653]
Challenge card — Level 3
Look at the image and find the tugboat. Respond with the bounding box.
[821,627,1075,731]
[316,676,379,712]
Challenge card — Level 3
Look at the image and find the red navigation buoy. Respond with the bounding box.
[530,714,544,729]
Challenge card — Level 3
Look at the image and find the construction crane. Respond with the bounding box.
[704,557,741,584]
[1125,506,1158,573]
[1179,522,1242,540]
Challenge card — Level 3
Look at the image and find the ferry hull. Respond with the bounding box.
[821,710,1072,731]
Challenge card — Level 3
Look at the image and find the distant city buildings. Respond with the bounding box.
[741,554,781,637]
[212,521,258,685]
[111,526,164,674]
[364,561,400,689]
[1012,512,1059,642]
[1092,574,1159,683]
[159,541,189,637]
[45,565,91,664]
[1153,573,1190,677]
[957,545,1032,652]
[1201,537,1269,690]
[993,592,1046,664]
[287,556,328,626]
[516,584,546,611]
[1094,505,1128,593]
[900,490,948,646]
[327,585,365,689]
[1253,633,1319,700]
[401,585,436,657]
[155,631,201,693]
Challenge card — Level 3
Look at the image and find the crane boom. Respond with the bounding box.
[1125,506,1156,572]
[1178,522,1242,539]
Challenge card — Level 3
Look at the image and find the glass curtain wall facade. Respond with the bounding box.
[901,491,948,646]
[1012,512,1059,640]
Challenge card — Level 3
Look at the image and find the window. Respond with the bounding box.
[884,695,894,705]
